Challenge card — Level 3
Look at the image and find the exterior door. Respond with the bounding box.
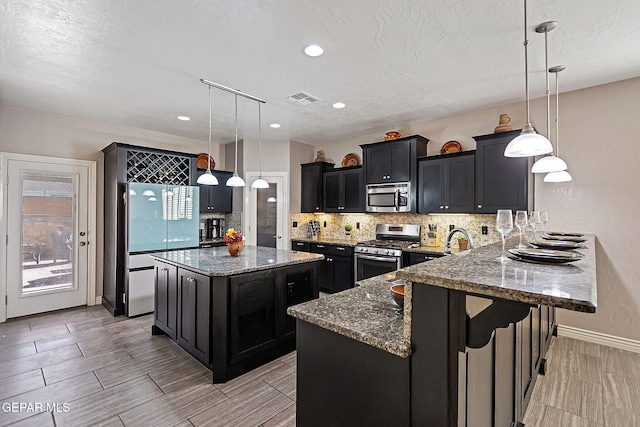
[3,155,94,319]
[246,172,288,250]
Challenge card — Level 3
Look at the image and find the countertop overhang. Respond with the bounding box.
[150,245,324,276]
[397,234,597,313]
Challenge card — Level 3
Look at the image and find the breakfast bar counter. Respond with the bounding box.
[289,234,598,426]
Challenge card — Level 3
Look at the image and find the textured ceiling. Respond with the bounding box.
[1,0,639,145]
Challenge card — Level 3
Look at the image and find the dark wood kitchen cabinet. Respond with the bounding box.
[323,166,365,213]
[361,135,429,185]
[176,268,211,367]
[153,261,178,340]
[301,162,335,213]
[309,242,354,293]
[474,130,532,214]
[418,151,475,214]
[198,170,233,213]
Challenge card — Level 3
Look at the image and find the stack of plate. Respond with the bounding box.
[508,248,585,264]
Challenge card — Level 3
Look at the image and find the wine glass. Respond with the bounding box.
[496,210,513,263]
[514,211,528,249]
[529,211,541,242]
[539,211,549,234]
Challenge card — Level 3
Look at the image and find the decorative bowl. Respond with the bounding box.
[385,131,401,141]
[440,141,462,154]
[390,284,405,308]
[196,153,215,170]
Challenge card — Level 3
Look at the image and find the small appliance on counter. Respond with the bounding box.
[426,224,439,247]
[206,218,225,239]
[307,220,320,239]
[199,222,206,241]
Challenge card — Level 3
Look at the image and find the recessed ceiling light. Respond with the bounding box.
[177,115,190,121]
[270,123,281,128]
[304,45,324,57]
[332,102,346,109]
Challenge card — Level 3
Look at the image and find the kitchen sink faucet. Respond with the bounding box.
[444,228,474,254]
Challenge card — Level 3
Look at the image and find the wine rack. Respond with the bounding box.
[126,150,191,185]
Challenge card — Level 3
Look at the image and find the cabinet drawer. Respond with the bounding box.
[291,241,311,252]
[310,243,354,257]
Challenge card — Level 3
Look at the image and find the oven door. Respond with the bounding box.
[355,253,401,281]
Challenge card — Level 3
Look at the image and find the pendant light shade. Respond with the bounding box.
[504,0,553,158]
[531,155,568,173]
[226,94,246,187]
[251,102,270,189]
[197,85,219,186]
[544,170,572,182]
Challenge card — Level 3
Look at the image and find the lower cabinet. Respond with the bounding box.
[176,268,211,367]
[403,251,445,266]
[307,242,354,293]
[153,259,318,383]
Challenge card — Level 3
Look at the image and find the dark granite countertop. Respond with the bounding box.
[287,272,410,358]
[150,245,323,276]
[397,234,597,313]
[402,245,465,255]
[290,237,358,247]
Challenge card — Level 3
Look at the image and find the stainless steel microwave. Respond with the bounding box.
[366,182,411,213]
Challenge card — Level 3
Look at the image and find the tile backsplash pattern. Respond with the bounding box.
[291,213,503,248]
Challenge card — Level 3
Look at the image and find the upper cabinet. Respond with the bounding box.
[474,130,532,214]
[323,166,365,213]
[361,135,429,184]
[418,152,475,214]
[198,170,233,213]
[300,162,335,213]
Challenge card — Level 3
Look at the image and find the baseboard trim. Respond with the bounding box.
[557,325,640,354]
[93,296,102,306]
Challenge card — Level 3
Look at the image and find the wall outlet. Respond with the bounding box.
[482,226,488,235]
[293,221,298,228]
[449,224,455,231]
[356,222,360,229]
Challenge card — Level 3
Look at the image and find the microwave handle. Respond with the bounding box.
[394,190,400,211]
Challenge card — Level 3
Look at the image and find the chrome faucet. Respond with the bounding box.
[444,228,474,254]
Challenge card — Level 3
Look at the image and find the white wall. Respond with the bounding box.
[0,104,221,301]
[315,77,640,342]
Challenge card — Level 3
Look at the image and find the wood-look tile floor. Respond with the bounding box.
[1,305,639,426]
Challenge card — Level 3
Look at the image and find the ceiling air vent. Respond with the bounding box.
[285,91,321,106]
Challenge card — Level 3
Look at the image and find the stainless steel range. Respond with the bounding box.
[354,224,421,281]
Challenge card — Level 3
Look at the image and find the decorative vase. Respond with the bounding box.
[227,241,243,257]
[494,114,513,133]
[458,240,469,251]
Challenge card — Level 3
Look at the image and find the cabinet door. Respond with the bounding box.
[317,257,334,293]
[418,159,445,213]
[301,163,324,212]
[282,269,315,339]
[331,255,353,293]
[229,270,277,364]
[177,269,211,366]
[475,132,529,213]
[365,145,391,184]
[446,155,475,213]
[154,262,178,339]
[207,171,233,213]
[389,142,411,182]
[323,171,343,212]
[342,168,365,212]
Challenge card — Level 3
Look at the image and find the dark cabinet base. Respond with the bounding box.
[296,321,410,427]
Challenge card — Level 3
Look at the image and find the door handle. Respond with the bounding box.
[79,231,86,236]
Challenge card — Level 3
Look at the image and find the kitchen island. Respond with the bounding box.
[150,245,323,383]
[288,235,597,426]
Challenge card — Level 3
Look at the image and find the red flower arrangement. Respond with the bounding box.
[223,228,243,243]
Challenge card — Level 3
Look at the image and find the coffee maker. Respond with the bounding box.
[206,218,225,239]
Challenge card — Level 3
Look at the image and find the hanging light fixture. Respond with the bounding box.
[504,0,553,158]
[226,94,246,187]
[531,21,568,173]
[545,65,572,182]
[197,85,219,185]
[251,102,269,189]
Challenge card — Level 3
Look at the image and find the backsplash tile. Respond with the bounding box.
[291,213,503,247]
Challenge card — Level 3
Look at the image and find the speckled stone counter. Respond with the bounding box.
[401,244,463,255]
[150,245,323,276]
[290,237,358,246]
[397,234,597,313]
[287,272,410,358]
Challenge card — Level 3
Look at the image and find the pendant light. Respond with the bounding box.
[226,94,246,187]
[531,21,568,173]
[197,85,219,185]
[504,0,553,158]
[251,102,269,189]
[544,65,572,182]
